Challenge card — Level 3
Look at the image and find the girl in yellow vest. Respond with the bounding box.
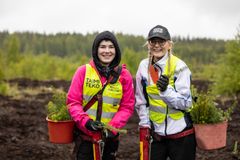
[135,25,196,160]
[67,31,135,160]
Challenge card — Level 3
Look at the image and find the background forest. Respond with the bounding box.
[0,30,240,96]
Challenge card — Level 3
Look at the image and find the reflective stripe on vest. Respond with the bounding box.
[83,64,123,124]
[147,55,184,124]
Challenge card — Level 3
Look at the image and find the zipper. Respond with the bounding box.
[164,105,168,136]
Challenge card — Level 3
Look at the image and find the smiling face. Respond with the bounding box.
[148,37,172,61]
[97,40,116,66]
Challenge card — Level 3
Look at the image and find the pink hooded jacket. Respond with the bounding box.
[67,60,135,136]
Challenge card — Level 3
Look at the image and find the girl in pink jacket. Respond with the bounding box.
[67,31,135,160]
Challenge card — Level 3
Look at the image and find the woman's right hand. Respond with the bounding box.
[85,120,103,131]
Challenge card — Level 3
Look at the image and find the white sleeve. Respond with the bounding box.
[135,61,151,127]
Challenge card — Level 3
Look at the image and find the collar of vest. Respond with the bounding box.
[89,60,122,84]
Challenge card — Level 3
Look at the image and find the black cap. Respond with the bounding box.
[147,25,171,40]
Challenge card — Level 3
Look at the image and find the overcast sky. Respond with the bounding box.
[1,0,240,40]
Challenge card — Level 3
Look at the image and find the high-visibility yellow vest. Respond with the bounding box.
[146,55,184,124]
[83,64,123,124]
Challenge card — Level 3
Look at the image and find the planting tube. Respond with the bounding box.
[92,132,104,160]
[139,127,152,160]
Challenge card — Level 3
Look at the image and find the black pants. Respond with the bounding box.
[150,134,196,160]
[76,138,119,160]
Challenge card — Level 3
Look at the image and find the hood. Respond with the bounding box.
[92,31,121,77]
